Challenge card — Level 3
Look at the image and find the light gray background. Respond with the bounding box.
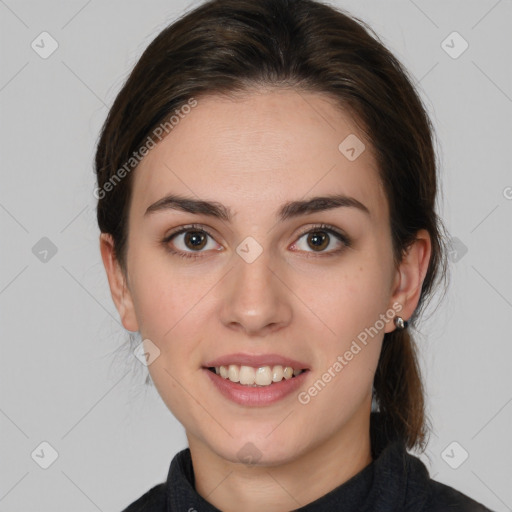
[1,0,511,511]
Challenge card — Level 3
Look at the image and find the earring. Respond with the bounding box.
[394,316,409,330]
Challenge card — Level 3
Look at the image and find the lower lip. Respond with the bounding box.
[203,368,309,406]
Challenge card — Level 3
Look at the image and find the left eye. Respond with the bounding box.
[292,226,349,254]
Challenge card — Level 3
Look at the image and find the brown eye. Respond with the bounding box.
[183,230,208,250]
[162,224,221,259]
[307,231,330,251]
[292,224,351,256]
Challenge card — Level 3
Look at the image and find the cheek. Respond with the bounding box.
[306,291,384,413]
[127,254,216,382]
[128,250,212,338]
[293,260,389,390]
[129,261,210,420]
[298,263,388,337]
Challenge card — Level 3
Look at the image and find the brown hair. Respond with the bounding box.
[95,0,449,451]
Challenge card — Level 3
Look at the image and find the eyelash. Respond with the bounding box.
[161,223,351,260]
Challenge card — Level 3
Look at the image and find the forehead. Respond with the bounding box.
[131,88,388,223]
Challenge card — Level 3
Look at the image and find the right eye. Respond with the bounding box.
[161,224,222,259]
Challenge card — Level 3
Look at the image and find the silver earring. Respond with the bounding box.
[394,316,409,330]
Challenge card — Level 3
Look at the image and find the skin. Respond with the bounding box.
[100,88,431,512]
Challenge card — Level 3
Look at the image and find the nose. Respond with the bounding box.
[219,247,293,337]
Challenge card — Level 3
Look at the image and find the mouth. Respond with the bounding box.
[205,364,309,387]
[203,363,310,406]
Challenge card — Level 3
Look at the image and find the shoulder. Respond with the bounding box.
[399,446,494,512]
[120,483,167,512]
[421,478,494,512]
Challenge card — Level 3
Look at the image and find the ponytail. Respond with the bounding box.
[373,328,429,451]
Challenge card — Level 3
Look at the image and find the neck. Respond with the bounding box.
[188,408,373,512]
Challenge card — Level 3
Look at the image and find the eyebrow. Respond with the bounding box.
[144,193,370,221]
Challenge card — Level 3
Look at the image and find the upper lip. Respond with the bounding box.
[203,353,310,370]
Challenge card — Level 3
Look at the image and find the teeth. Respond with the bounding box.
[283,367,293,379]
[239,365,255,385]
[255,366,272,386]
[214,364,304,387]
[227,364,239,382]
[272,365,284,382]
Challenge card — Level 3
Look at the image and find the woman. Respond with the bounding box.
[95,0,494,510]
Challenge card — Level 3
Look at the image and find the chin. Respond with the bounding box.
[211,432,306,468]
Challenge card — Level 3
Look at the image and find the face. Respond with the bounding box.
[101,88,424,466]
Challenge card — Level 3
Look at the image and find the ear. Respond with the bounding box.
[384,229,432,333]
[99,233,139,332]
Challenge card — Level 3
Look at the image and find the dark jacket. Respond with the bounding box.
[121,413,494,511]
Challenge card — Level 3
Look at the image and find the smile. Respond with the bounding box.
[208,364,305,387]
[203,366,310,406]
